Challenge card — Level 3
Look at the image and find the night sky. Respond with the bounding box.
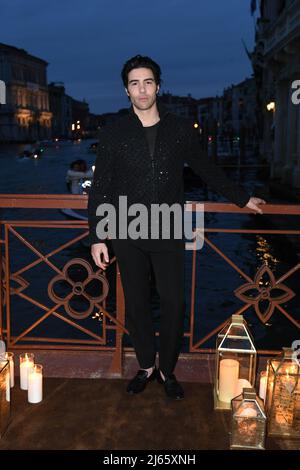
[1,0,256,114]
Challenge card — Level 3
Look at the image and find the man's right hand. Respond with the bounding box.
[91,243,109,270]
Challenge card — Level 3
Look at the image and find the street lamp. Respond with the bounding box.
[266,101,275,112]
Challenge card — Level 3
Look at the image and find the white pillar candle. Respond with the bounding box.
[219,358,239,403]
[5,368,10,402]
[5,352,14,388]
[237,406,258,439]
[259,371,267,402]
[238,406,257,418]
[19,353,34,390]
[28,364,43,404]
[265,376,274,410]
[235,378,252,397]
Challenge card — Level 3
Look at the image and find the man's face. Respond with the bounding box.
[126,67,159,111]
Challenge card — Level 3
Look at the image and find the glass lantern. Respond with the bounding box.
[0,359,10,438]
[265,347,300,438]
[214,314,257,410]
[230,388,267,450]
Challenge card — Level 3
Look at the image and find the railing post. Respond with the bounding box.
[4,225,11,348]
[0,226,3,339]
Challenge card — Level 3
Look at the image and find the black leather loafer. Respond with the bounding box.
[126,367,157,394]
[157,369,184,400]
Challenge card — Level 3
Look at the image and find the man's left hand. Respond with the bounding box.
[246,197,266,215]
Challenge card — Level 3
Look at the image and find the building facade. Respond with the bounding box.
[253,0,300,186]
[71,98,89,139]
[222,78,258,147]
[197,97,218,133]
[0,43,52,142]
[159,92,198,121]
[48,82,72,139]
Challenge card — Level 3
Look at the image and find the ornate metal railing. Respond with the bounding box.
[0,195,300,374]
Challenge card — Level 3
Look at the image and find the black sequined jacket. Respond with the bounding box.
[88,103,250,244]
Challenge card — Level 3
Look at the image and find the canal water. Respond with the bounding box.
[0,140,299,351]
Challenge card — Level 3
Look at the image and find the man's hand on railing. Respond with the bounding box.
[91,242,109,270]
[246,197,266,215]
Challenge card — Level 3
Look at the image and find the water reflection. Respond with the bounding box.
[256,235,280,272]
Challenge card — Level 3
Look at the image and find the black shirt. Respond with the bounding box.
[144,122,159,158]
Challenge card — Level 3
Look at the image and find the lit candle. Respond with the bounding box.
[5,352,14,388]
[19,353,34,390]
[259,371,267,402]
[265,376,274,411]
[237,405,258,441]
[235,379,252,397]
[5,367,10,402]
[275,369,296,426]
[238,406,257,418]
[28,364,43,404]
[219,359,239,403]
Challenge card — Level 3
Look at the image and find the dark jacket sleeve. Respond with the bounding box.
[184,123,250,208]
[88,128,115,244]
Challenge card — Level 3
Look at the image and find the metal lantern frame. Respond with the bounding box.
[265,347,300,439]
[214,314,257,410]
[230,387,267,450]
[0,359,10,438]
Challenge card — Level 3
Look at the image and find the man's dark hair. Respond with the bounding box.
[70,159,86,170]
[70,160,80,170]
[121,55,162,88]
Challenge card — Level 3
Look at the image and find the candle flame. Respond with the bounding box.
[285,365,296,377]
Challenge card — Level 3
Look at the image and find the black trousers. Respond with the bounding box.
[111,239,185,376]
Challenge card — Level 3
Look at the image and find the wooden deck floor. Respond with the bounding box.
[1,377,299,451]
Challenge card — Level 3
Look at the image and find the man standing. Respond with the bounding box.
[88,55,265,400]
